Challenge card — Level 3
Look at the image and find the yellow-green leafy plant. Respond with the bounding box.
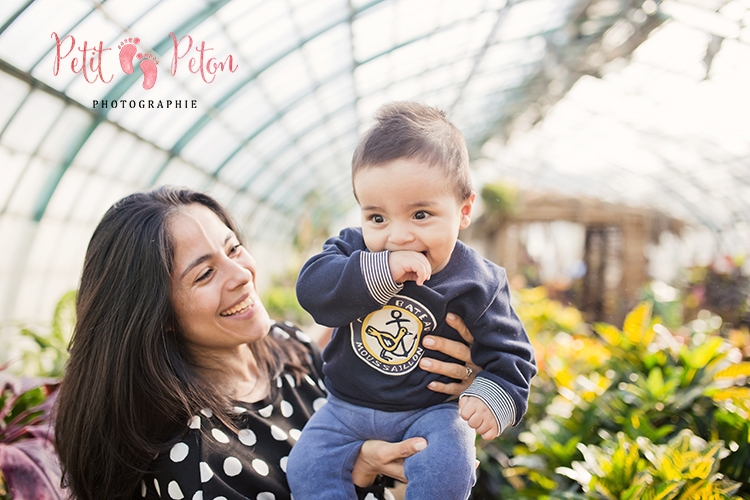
[558,430,741,500]
[474,293,750,499]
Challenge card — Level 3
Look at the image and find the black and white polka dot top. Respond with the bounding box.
[138,322,328,500]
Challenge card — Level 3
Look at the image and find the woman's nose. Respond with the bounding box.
[226,258,252,289]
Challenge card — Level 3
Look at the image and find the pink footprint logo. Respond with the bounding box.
[117,37,158,90]
[117,37,140,74]
[136,52,158,90]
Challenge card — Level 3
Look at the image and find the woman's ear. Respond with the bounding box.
[459,193,476,230]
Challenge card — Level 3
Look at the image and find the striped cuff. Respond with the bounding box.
[360,251,403,305]
[461,376,517,435]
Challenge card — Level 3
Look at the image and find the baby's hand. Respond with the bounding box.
[388,250,431,286]
[458,396,499,440]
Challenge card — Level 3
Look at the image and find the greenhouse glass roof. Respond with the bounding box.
[0,0,748,322]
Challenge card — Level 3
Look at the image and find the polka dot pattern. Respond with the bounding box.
[140,322,330,500]
[211,428,229,443]
[238,428,257,446]
[252,459,270,476]
[313,398,327,411]
[223,457,242,477]
[295,330,312,343]
[270,425,287,441]
[168,480,184,499]
[170,442,189,462]
[280,400,293,417]
[258,405,273,418]
[199,462,213,483]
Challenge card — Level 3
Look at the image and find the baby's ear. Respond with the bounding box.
[459,193,476,230]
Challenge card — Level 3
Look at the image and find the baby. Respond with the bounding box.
[287,101,537,500]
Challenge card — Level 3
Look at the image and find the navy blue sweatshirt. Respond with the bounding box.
[296,227,537,432]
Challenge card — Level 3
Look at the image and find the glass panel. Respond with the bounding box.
[73,122,119,171]
[1,90,65,155]
[0,0,30,30]
[302,23,351,82]
[217,145,263,186]
[5,156,56,217]
[257,51,314,109]
[0,146,28,209]
[0,73,31,130]
[291,0,347,39]
[38,106,93,164]
[219,82,276,137]
[130,0,207,47]
[236,6,299,71]
[0,0,91,71]
[155,156,210,187]
[181,118,242,172]
[99,0,161,27]
[44,165,89,219]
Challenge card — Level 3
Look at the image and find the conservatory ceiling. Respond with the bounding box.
[0,0,748,321]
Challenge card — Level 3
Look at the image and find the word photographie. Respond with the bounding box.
[92,99,198,109]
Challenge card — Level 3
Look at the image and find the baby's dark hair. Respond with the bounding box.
[352,101,472,200]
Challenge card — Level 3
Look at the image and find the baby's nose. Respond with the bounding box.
[388,223,415,244]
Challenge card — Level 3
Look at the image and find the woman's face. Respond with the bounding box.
[169,204,271,357]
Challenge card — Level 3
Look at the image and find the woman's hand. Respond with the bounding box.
[351,437,427,487]
[419,313,480,395]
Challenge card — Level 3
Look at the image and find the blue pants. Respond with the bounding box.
[287,393,476,500]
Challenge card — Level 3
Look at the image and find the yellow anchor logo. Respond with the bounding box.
[365,310,414,361]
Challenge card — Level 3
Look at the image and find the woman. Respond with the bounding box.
[54,186,479,500]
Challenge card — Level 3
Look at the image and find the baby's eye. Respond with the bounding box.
[414,211,429,220]
[370,214,385,224]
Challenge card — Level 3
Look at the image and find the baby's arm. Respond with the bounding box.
[388,250,431,285]
[458,395,500,440]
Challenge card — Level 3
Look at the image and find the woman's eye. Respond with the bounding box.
[229,243,242,254]
[196,269,213,283]
[414,211,429,220]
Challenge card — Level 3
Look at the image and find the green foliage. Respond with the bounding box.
[0,290,76,378]
[559,431,741,500]
[480,182,518,219]
[475,291,750,499]
[261,270,313,327]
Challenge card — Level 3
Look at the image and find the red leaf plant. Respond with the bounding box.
[0,366,65,499]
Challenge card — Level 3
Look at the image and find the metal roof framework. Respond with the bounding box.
[0,0,748,321]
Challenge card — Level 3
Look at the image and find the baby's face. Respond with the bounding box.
[354,158,474,274]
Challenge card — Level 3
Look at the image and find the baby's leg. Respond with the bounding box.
[402,403,476,500]
[287,398,365,500]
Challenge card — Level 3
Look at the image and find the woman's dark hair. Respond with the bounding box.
[54,186,310,500]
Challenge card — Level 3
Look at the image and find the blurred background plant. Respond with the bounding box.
[0,292,73,498]
[262,269,313,328]
[472,275,750,499]
[1,263,748,499]
[0,291,75,379]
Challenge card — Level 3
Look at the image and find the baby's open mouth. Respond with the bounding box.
[220,296,254,316]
